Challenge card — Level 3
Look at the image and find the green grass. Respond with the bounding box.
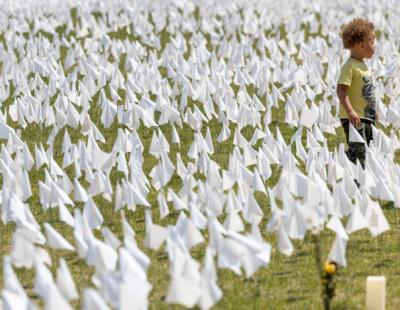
[0,5,399,310]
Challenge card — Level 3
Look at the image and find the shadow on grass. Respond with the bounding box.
[380,201,395,209]
[286,296,306,303]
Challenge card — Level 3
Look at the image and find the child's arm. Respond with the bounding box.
[336,84,361,127]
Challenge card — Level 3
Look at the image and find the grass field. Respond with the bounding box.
[0,2,399,309]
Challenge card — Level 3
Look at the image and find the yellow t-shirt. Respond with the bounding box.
[338,58,377,121]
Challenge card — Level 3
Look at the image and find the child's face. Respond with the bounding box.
[359,31,376,59]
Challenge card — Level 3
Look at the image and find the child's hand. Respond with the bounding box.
[348,110,361,128]
[376,110,381,122]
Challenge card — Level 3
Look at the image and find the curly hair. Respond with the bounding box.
[341,18,375,49]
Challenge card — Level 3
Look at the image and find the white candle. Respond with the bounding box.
[366,276,385,310]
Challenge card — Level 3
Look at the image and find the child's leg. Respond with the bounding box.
[341,119,367,167]
[348,140,366,167]
[340,119,350,143]
[363,120,374,146]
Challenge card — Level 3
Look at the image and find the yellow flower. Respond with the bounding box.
[324,261,336,275]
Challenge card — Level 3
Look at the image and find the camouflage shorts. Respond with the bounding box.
[341,119,374,168]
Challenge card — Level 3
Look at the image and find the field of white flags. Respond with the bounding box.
[1,0,400,308]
